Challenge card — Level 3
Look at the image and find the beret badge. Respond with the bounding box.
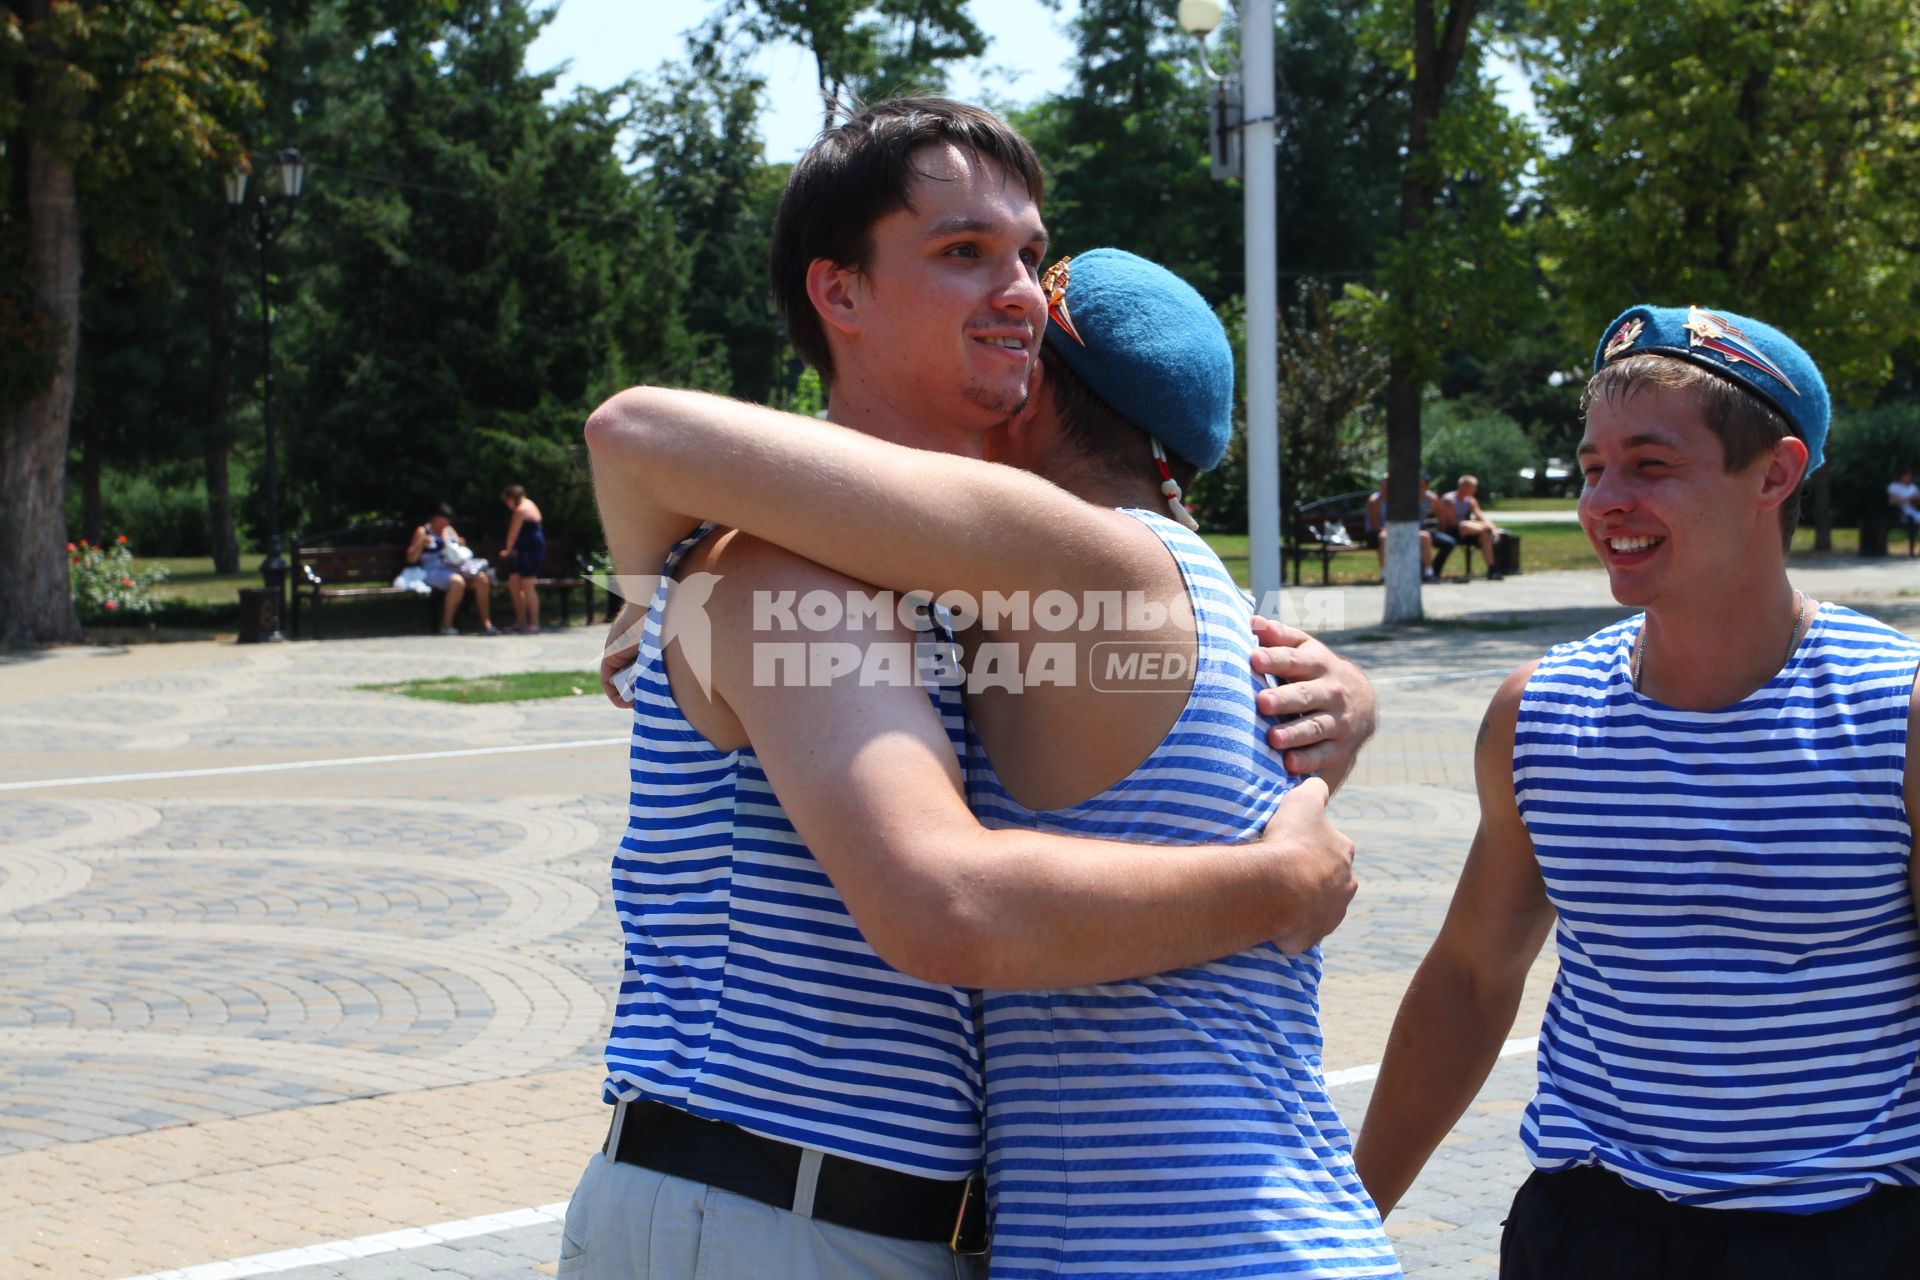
[1682,305,1800,397]
[1041,255,1086,347]
[1602,317,1644,362]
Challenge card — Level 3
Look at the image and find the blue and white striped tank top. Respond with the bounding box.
[1514,604,1920,1211]
[969,510,1400,1279]
[604,525,983,1180]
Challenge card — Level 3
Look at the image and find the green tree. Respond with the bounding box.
[1370,0,1535,622]
[1521,0,1920,399]
[278,0,707,544]
[1277,282,1390,507]
[1012,0,1240,301]
[709,0,984,127]
[1,0,266,646]
[1272,0,1418,299]
[635,40,786,404]
[1520,0,1920,549]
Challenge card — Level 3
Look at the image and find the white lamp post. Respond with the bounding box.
[1180,0,1281,606]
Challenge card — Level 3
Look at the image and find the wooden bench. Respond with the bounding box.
[290,525,598,639]
[1285,491,1374,586]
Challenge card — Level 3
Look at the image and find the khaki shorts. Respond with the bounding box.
[559,1153,986,1280]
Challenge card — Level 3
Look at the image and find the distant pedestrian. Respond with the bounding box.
[500,485,545,634]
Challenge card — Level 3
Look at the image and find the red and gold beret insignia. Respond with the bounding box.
[1602,317,1644,362]
[1041,255,1086,347]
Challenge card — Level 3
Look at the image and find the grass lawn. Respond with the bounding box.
[1487,496,1578,513]
[148,555,259,604]
[360,671,601,703]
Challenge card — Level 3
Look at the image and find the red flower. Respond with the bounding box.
[65,542,75,552]
[104,599,117,610]
[79,539,90,547]
[116,535,128,544]
[121,577,134,587]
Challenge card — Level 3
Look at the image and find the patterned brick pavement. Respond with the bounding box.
[3,558,1916,1279]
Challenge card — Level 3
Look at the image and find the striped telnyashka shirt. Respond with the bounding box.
[968,510,1401,1279]
[602,525,983,1180]
[1515,604,1920,1211]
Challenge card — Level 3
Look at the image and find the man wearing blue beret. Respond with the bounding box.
[1354,305,1920,1276]
[575,96,1396,1279]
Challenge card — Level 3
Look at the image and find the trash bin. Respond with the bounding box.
[1860,514,1889,558]
[1495,530,1522,576]
[236,587,283,643]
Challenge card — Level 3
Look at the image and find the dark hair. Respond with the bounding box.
[433,502,455,520]
[501,484,525,503]
[770,96,1045,386]
[1046,355,1199,488]
[1582,354,1801,549]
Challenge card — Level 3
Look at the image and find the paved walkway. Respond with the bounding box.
[3,555,1916,1279]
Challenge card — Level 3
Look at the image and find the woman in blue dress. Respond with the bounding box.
[500,484,546,634]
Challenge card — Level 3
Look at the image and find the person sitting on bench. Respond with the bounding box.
[407,503,498,636]
[1438,474,1506,580]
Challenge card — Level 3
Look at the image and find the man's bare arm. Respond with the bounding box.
[703,539,1361,987]
[588,387,1378,769]
[1351,662,1555,1217]
[585,383,1150,609]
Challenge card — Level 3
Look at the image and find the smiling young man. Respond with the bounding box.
[569,99,1379,1280]
[1351,305,1920,1277]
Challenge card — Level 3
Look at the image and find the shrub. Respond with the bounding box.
[69,537,169,622]
[64,463,241,557]
[1823,403,1920,526]
[1422,397,1535,504]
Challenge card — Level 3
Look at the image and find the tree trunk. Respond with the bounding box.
[204,440,239,573]
[1382,356,1425,624]
[1383,519,1424,623]
[0,133,84,648]
[1379,0,1475,627]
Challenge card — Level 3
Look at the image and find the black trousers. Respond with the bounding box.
[1500,1165,1920,1280]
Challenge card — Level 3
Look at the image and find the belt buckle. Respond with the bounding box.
[949,1173,987,1256]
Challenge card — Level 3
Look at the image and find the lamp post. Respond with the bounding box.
[226,148,307,642]
[1180,0,1281,606]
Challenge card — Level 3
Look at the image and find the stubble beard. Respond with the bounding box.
[961,379,1028,418]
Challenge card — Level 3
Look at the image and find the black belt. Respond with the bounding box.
[604,1099,986,1252]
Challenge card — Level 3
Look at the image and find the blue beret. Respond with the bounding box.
[1592,304,1830,473]
[1040,248,1234,471]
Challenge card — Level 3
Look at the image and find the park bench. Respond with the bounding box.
[1285,491,1373,586]
[1448,526,1522,579]
[289,523,598,640]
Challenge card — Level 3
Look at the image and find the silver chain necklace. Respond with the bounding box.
[1633,590,1808,694]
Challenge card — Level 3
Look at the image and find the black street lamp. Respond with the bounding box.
[226,147,307,642]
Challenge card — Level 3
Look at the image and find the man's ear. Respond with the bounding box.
[805,258,863,338]
[1757,435,1811,511]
